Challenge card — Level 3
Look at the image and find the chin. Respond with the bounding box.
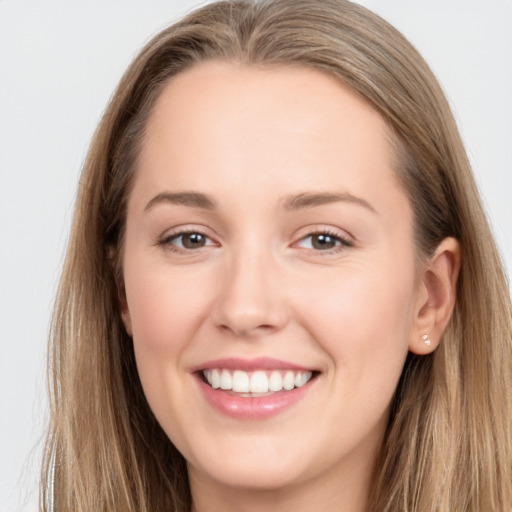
[186,437,313,491]
[193,460,306,492]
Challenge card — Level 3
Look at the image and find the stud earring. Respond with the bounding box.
[422,334,431,346]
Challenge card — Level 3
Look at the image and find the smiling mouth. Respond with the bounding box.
[201,368,315,396]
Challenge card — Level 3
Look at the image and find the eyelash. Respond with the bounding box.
[157,228,353,255]
[294,229,353,255]
[157,228,215,253]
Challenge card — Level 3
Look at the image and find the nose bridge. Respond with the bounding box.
[213,234,288,336]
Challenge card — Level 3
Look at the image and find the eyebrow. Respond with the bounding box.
[283,192,377,214]
[143,190,376,214]
[144,192,217,212]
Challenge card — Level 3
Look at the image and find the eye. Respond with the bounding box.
[159,230,217,251]
[295,231,352,252]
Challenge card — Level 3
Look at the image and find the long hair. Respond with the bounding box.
[41,1,512,510]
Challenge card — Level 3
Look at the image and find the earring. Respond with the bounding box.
[422,334,431,346]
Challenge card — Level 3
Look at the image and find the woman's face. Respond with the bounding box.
[122,62,424,497]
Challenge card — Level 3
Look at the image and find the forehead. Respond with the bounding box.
[133,61,408,225]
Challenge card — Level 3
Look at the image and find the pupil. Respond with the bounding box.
[183,233,205,249]
[313,234,336,250]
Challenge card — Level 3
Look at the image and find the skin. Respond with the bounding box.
[121,62,460,512]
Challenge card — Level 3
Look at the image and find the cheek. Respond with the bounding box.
[298,256,416,375]
[122,253,213,431]
[124,257,210,357]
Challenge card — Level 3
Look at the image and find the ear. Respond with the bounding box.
[119,293,133,337]
[107,244,133,337]
[409,237,461,355]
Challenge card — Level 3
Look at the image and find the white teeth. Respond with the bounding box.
[250,371,269,393]
[283,371,295,390]
[220,369,232,390]
[211,369,221,389]
[268,370,283,392]
[204,368,313,393]
[299,372,310,387]
[294,371,310,388]
[232,370,250,392]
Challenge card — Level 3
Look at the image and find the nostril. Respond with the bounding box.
[217,322,277,337]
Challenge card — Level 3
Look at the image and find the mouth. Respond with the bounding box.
[201,368,315,396]
[193,358,319,420]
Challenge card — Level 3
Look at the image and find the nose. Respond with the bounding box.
[212,246,289,338]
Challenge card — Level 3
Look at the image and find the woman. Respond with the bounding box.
[41,0,512,510]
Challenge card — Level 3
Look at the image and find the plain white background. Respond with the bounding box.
[0,1,510,510]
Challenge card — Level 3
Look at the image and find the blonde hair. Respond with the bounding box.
[42,1,512,510]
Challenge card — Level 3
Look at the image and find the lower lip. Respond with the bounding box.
[195,375,315,420]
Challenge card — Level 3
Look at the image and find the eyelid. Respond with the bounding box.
[156,225,219,251]
[291,226,354,254]
[155,224,353,255]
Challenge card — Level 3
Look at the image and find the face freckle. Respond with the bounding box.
[121,61,422,500]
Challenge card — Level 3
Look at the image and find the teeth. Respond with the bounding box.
[232,370,250,392]
[220,369,232,390]
[283,371,295,390]
[250,371,269,393]
[211,369,220,389]
[203,368,313,393]
[295,371,310,388]
[268,370,283,392]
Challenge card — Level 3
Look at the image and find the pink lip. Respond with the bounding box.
[192,358,317,420]
[196,378,315,420]
[192,357,313,372]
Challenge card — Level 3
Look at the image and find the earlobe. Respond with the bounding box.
[118,286,133,336]
[121,306,133,337]
[409,237,461,355]
[107,244,133,337]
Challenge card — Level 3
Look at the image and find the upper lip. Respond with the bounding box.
[191,357,316,373]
